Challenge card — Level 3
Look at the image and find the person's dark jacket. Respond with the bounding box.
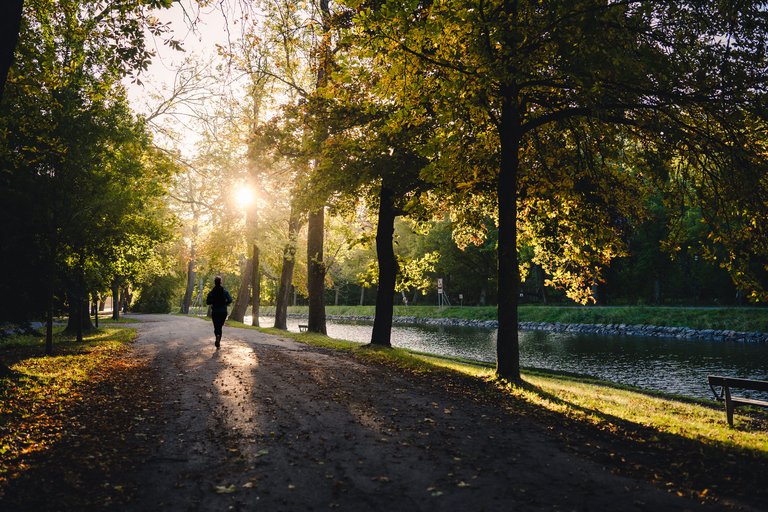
[206,285,233,314]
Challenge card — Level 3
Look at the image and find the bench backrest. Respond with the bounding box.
[708,375,768,393]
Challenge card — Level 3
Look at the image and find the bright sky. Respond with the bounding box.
[125,1,251,154]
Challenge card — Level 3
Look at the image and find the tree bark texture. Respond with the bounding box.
[181,256,196,314]
[371,185,398,347]
[274,211,301,330]
[181,219,198,314]
[229,258,253,323]
[111,279,120,320]
[64,292,93,338]
[46,284,54,356]
[92,292,99,328]
[307,208,326,334]
[251,242,260,327]
[495,90,521,381]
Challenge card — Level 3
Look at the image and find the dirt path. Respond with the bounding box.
[85,314,734,512]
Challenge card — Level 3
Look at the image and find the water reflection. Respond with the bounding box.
[249,316,768,400]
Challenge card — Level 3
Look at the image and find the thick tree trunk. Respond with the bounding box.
[65,292,93,339]
[307,208,326,334]
[535,264,548,305]
[371,185,398,347]
[112,279,120,320]
[251,243,260,327]
[92,292,99,328]
[0,0,23,100]
[181,214,199,314]
[229,258,253,323]
[181,249,196,314]
[496,90,521,381]
[46,284,54,356]
[121,287,132,313]
[274,212,301,330]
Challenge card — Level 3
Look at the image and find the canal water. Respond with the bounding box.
[248,315,768,400]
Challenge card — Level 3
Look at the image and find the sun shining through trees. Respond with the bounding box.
[234,182,256,209]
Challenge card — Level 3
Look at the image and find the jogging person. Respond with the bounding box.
[206,276,232,348]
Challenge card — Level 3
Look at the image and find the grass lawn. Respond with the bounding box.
[0,327,137,486]
[263,304,768,333]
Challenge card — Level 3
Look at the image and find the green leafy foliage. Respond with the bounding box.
[0,0,176,326]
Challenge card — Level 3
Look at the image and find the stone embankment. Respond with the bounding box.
[288,314,768,343]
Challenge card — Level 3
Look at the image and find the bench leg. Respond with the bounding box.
[725,386,734,427]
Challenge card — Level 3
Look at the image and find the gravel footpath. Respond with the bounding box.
[105,314,736,512]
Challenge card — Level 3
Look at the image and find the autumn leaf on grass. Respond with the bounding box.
[213,484,237,494]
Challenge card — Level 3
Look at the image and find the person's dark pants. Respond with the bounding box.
[211,312,227,337]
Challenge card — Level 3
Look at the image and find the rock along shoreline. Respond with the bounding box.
[285,313,768,343]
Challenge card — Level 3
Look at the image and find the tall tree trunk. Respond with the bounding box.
[122,286,132,313]
[0,0,23,101]
[111,278,120,320]
[92,292,99,328]
[181,228,197,314]
[275,211,301,330]
[65,291,93,339]
[535,264,548,305]
[304,0,332,335]
[45,230,56,355]
[229,258,253,323]
[45,282,54,356]
[371,185,398,346]
[334,287,340,306]
[66,262,93,340]
[251,242,261,327]
[360,286,365,306]
[181,256,195,314]
[307,208,326,334]
[495,89,521,381]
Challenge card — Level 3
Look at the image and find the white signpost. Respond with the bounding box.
[437,278,450,307]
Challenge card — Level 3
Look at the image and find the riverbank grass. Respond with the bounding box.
[268,305,768,332]
[253,325,768,456]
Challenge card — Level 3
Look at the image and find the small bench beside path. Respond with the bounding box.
[708,375,768,427]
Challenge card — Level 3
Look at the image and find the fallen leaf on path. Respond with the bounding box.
[213,484,237,494]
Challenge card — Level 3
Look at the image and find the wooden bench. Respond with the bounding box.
[298,324,308,333]
[707,375,768,427]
